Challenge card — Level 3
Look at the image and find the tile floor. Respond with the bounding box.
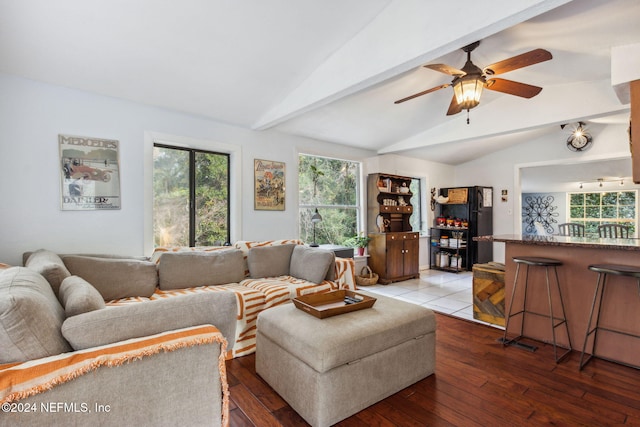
[362,268,503,330]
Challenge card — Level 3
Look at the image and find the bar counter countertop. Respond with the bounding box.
[475,234,640,368]
[476,233,640,251]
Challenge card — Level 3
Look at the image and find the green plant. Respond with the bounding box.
[344,233,371,248]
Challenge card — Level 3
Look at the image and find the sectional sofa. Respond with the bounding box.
[0,239,355,426]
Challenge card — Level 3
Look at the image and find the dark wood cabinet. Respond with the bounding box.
[369,232,419,284]
[367,173,419,284]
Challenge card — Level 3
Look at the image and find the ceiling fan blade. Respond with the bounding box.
[446,95,463,116]
[483,48,552,76]
[394,84,449,104]
[485,78,542,98]
[424,64,466,77]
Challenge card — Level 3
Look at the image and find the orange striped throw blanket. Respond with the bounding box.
[0,325,229,426]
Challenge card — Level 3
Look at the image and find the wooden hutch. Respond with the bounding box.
[367,173,419,284]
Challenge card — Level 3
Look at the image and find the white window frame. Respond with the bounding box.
[566,189,638,237]
[297,153,363,244]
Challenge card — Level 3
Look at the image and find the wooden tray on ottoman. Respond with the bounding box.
[292,290,376,319]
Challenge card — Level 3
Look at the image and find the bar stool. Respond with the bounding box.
[579,264,640,370]
[503,256,572,363]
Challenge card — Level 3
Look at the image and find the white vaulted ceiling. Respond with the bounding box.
[1,0,638,165]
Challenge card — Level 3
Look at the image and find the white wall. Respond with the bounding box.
[454,122,632,262]
[3,72,632,269]
[0,74,383,265]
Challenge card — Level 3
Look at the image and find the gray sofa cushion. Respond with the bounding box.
[24,249,71,296]
[62,291,238,350]
[0,267,72,363]
[289,245,335,284]
[63,256,158,301]
[157,249,245,290]
[59,275,106,317]
[247,244,295,278]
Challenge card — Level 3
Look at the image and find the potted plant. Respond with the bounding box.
[345,233,371,256]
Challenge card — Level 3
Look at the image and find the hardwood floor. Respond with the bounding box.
[226,313,640,426]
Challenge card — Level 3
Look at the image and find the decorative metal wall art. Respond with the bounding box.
[522,195,559,234]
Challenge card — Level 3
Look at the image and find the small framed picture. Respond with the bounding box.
[254,159,285,211]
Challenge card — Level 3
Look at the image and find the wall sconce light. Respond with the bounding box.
[310,208,322,247]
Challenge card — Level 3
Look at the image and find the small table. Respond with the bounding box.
[318,244,353,258]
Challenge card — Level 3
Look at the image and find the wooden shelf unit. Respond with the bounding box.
[367,173,419,284]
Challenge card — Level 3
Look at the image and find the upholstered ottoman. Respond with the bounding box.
[256,291,436,427]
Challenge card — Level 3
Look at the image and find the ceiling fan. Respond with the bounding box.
[394,41,552,122]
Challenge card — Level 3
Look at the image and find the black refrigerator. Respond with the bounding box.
[438,186,493,267]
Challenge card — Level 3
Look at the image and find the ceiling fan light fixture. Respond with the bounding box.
[453,75,484,111]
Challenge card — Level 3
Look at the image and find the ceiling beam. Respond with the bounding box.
[252,0,573,131]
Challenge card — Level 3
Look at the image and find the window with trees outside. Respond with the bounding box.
[408,177,423,233]
[153,144,230,247]
[567,190,637,237]
[298,154,360,245]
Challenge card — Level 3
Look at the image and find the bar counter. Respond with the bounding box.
[476,234,640,367]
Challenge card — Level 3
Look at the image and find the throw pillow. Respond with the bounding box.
[0,267,71,363]
[59,275,106,317]
[62,256,158,301]
[157,249,245,290]
[24,249,71,296]
[289,245,335,284]
[247,244,295,278]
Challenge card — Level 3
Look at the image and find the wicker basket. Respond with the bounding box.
[356,265,378,286]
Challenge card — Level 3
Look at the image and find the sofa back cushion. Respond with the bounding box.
[24,249,71,296]
[247,244,295,278]
[0,267,71,363]
[157,249,245,290]
[59,275,106,317]
[234,239,304,276]
[289,245,335,284]
[63,256,158,301]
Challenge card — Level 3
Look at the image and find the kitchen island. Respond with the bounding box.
[476,234,640,367]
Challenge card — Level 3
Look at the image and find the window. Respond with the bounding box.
[298,154,360,245]
[568,190,637,237]
[409,177,423,233]
[153,144,230,247]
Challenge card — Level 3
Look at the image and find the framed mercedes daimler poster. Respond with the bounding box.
[59,134,121,210]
